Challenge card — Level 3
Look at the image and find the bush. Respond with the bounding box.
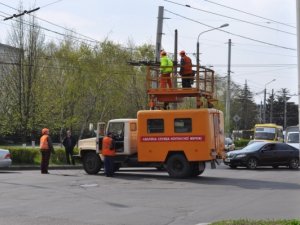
[2,146,79,165]
[234,139,250,148]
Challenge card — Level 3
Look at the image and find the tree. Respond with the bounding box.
[230,81,258,131]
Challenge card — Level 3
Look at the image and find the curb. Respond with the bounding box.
[1,165,83,171]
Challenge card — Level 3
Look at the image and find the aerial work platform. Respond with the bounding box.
[146,65,217,109]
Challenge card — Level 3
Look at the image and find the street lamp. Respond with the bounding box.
[196,23,229,76]
[263,79,276,123]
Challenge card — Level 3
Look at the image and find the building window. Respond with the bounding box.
[147,119,164,133]
[174,118,192,133]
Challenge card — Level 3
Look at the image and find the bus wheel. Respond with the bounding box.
[83,152,102,174]
[166,153,191,178]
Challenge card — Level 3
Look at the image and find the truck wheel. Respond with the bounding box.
[166,154,191,178]
[190,162,205,177]
[83,152,102,174]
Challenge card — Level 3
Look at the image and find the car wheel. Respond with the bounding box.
[247,158,257,170]
[289,158,299,170]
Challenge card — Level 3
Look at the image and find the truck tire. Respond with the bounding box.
[166,153,192,178]
[190,162,206,177]
[83,152,102,174]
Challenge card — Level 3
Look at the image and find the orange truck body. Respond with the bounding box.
[137,108,225,162]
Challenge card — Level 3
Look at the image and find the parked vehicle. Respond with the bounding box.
[0,149,12,168]
[225,137,235,151]
[77,109,225,178]
[223,142,299,169]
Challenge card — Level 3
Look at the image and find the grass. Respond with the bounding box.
[211,219,300,225]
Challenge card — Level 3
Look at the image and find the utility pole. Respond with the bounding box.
[172,29,178,109]
[270,89,274,123]
[154,6,164,89]
[284,91,287,129]
[296,0,300,144]
[155,6,164,63]
[225,39,232,136]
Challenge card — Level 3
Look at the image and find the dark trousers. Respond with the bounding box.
[40,150,51,174]
[104,156,114,177]
[65,147,75,165]
[182,74,193,88]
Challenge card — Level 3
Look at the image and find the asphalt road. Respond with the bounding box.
[0,164,299,225]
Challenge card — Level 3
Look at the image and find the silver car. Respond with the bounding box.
[0,149,12,168]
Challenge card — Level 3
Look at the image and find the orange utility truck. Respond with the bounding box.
[77,64,225,178]
[78,108,224,178]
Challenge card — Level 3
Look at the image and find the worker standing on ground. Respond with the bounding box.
[40,128,55,174]
[102,132,116,177]
[62,130,77,165]
[160,50,173,88]
[179,50,193,88]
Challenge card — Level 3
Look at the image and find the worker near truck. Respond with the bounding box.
[179,50,193,88]
[102,132,116,177]
[160,50,173,88]
[39,128,55,174]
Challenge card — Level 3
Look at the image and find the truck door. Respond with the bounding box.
[107,122,125,152]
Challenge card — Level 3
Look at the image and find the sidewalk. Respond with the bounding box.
[2,164,83,171]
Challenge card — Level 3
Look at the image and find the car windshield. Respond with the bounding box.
[287,133,299,143]
[241,142,266,152]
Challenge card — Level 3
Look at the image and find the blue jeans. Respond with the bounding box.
[104,156,114,176]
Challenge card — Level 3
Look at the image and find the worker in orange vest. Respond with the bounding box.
[40,128,54,174]
[179,50,193,88]
[102,132,116,177]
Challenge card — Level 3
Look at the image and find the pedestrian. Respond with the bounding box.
[179,50,193,88]
[160,50,173,88]
[102,132,116,177]
[62,130,77,165]
[39,128,54,174]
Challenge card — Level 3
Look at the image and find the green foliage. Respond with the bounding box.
[211,219,300,225]
[9,147,40,164]
[3,146,79,165]
[234,139,250,148]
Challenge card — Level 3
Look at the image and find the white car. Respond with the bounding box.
[0,149,12,168]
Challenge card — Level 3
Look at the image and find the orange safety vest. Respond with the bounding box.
[181,55,193,75]
[40,134,49,150]
[101,136,116,156]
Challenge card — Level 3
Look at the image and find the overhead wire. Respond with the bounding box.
[164,9,296,51]
[164,0,296,36]
[201,0,296,29]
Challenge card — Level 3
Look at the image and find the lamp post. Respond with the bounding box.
[263,79,276,123]
[196,23,229,80]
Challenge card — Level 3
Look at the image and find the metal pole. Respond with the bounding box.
[296,0,300,151]
[172,29,178,109]
[263,88,266,123]
[270,89,274,123]
[225,39,231,136]
[155,6,164,63]
[284,91,287,129]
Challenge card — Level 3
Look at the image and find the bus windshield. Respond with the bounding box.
[254,127,276,140]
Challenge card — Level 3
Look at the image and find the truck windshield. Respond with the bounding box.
[287,133,299,143]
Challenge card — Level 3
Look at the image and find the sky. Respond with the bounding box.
[0,0,297,104]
